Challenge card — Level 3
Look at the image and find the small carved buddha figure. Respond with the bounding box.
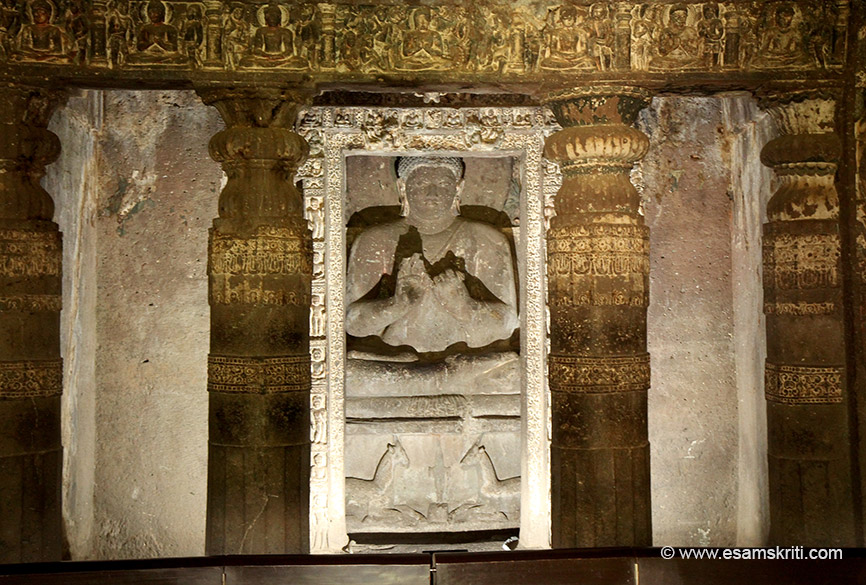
[651,4,702,70]
[346,157,518,355]
[755,5,809,69]
[241,3,307,69]
[130,0,185,64]
[14,0,69,62]
[397,7,450,71]
[538,6,594,70]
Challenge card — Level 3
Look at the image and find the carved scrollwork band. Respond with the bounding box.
[765,362,843,405]
[209,225,312,306]
[207,355,310,394]
[0,229,62,278]
[548,224,649,308]
[763,232,840,291]
[0,295,62,312]
[0,359,63,399]
[549,353,651,393]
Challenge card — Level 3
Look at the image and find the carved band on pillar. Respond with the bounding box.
[759,90,856,545]
[198,86,312,554]
[0,84,65,563]
[542,86,652,547]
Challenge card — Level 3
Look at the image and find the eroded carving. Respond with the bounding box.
[0,229,61,277]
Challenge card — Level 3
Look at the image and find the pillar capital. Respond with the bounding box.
[0,85,67,222]
[758,90,841,223]
[543,86,653,128]
[197,86,312,222]
[542,86,652,223]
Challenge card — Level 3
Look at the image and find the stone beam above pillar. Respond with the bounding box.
[0,84,66,564]
[197,86,312,555]
[0,1,851,90]
[758,89,856,546]
[542,86,653,548]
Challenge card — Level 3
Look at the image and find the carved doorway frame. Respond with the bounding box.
[296,105,560,551]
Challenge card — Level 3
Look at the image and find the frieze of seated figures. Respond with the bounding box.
[0,0,847,75]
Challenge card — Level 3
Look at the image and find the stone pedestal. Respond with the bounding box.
[0,85,65,563]
[198,87,312,554]
[759,91,856,545]
[542,86,652,547]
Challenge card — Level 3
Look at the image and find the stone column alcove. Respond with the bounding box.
[759,90,857,546]
[198,87,313,555]
[0,85,66,564]
[542,86,653,547]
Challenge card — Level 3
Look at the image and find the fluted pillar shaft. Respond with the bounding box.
[0,85,65,563]
[760,91,856,545]
[542,86,652,547]
[198,87,312,554]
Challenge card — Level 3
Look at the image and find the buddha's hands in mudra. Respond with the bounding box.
[394,254,432,305]
[431,270,473,308]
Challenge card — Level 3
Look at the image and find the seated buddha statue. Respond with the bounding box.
[240,3,307,70]
[129,0,185,64]
[13,0,70,63]
[346,156,518,356]
[538,5,594,71]
[396,8,451,71]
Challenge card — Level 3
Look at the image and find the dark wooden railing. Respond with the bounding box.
[2,549,866,585]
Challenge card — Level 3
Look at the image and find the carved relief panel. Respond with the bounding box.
[296,105,559,551]
[0,0,847,77]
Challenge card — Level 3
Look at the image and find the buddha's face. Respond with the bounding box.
[33,5,50,23]
[264,6,281,27]
[670,8,687,28]
[776,8,793,28]
[147,4,164,23]
[404,166,459,220]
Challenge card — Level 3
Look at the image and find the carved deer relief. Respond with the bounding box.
[345,437,410,523]
[459,438,520,520]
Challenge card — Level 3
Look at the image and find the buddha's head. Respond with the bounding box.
[396,156,465,223]
[146,0,166,23]
[32,0,53,24]
[263,4,282,27]
[775,5,794,29]
[560,5,577,27]
[669,5,688,29]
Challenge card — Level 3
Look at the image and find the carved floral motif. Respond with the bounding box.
[207,355,310,393]
[0,359,63,398]
[765,362,843,404]
[548,354,650,392]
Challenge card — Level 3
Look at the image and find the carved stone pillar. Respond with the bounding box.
[198,87,312,554]
[0,85,65,563]
[759,91,856,545]
[542,86,652,547]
